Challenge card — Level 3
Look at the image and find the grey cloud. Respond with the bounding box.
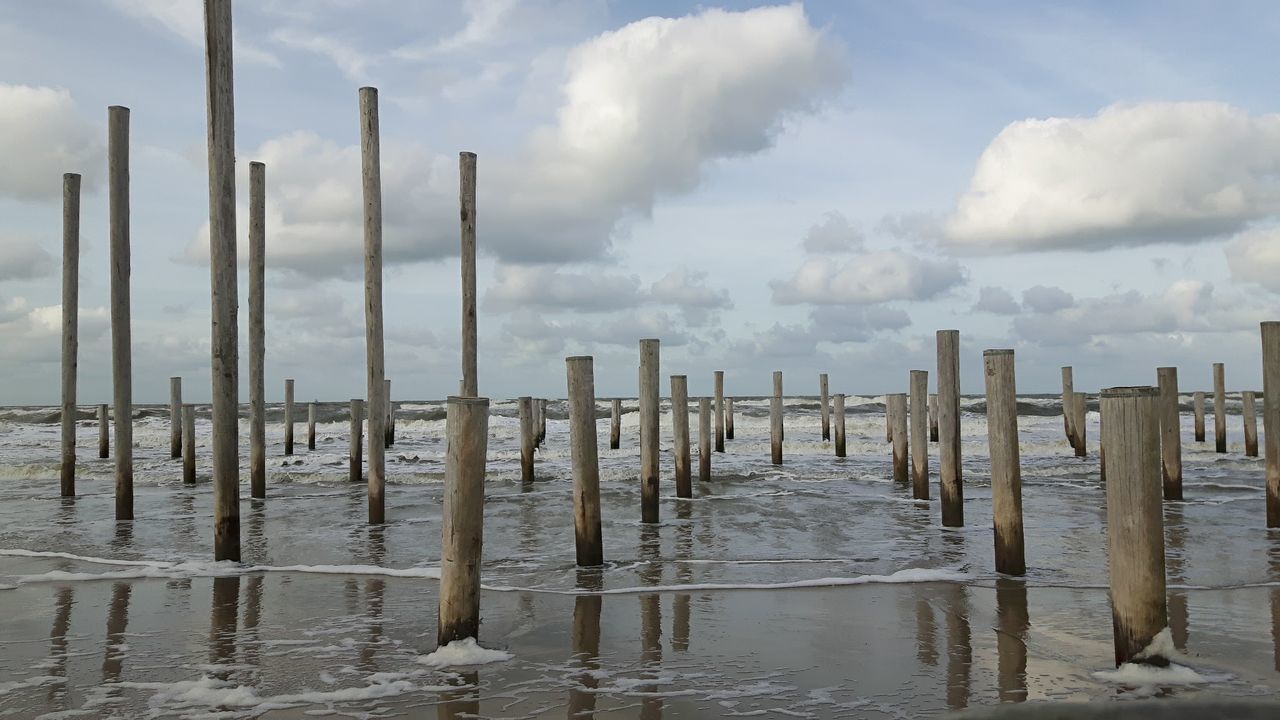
[1021,285,1075,314]
[0,238,56,281]
[0,85,103,202]
[802,212,863,254]
[771,251,966,305]
[971,286,1021,315]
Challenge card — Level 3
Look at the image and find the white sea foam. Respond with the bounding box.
[488,567,973,596]
[1092,628,1232,687]
[0,674,63,696]
[418,638,514,667]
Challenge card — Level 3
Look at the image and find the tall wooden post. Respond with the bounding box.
[249,161,266,499]
[713,370,725,452]
[671,375,691,498]
[98,404,109,458]
[937,330,963,527]
[438,396,489,645]
[726,397,734,440]
[384,378,393,447]
[910,370,929,500]
[1073,392,1087,457]
[183,405,196,484]
[1193,391,1205,442]
[284,378,295,455]
[108,105,133,522]
[359,86,386,525]
[1156,367,1183,501]
[984,350,1024,576]
[834,393,847,458]
[539,398,548,446]
[459,152,478,398]
[60,173,80,497]
[929,394,939,442]
[819,373,830,441]
[699,397,712,482]
[1061,366,1075,449]
[307,402,317,450]
[567,358,603,566]
[771,371,783,465]
[1262,322,1280,527]
[1213,363,1227,453]
[889,393,908,483]
[519,396,534,483]
[349,399,363,482]
[610,399,621,449]
[639,339,660,523]
[1101,386,1168,666]
[1244,390,1259,457]
[168,377,182,459]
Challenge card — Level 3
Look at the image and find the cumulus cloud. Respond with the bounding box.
[801,212,863,254]
[484,264,642,312]
[971,286,1020,315]
[770,251,965,305]
[946,102,1280,252]
[0,238,56,281]
[0,85,102,201]
[1021,285,1075,313]
[0,299,108,362]
[1224,225,1280,292]
[648,268,732,326]
[500,307,690,351]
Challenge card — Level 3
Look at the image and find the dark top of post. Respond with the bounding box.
[1101,386,1158,399]
[984,349,1014,356]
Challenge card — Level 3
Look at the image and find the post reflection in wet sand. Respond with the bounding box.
[242,574,264,668]
[995,578,1029,703]
[1270,544,1280,673]
[673,505,692,653]
[362,526,386,672]
[945,582,972,711]
[639,524,663,720]
[915,593,938,666]
[208,576,241,674]
[102,582,131,683]
[568,568,604,718]
[1165,504,1189,650]
[436,670,479,719]
[48,585,73,707]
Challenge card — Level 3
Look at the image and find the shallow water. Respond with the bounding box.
[2,395,1279,718]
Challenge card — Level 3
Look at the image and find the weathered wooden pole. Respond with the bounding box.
[937,330,963,526]
[1193,391,1205,442]
[771,371,783,465]
[714,370,725,452]
[204,0,240,558]
[519,396,534,483]
[349,399,363,482]
[889,393,908,483]
[539,398,548,446]
[459,151,478,398]
[910,370,929,500]
[1263,322,1280,527]
[307,402,317,450]
[1061,366,1075,449]
[819,373,830,441]
[284,378,295,455]
[1156,367,1183,501]
[60,173,80,497]
[566,358,603,566]
[108,105,133,521]
[183,404,196,484]
[359,86,387,525]
[249,160,266,499]
[699,397,712,482]
[168,377,182,459]
[639,339,660,523]
[726,396,734,440]
[384,378,393,447]
[1101,386,1168,666]
[834,393,847,458]
[929,394,939,442]
[1213,363,1227,453]
[671,375,691,498]
[1244,390,1259,457]
[98,404,109,458]
[610,398,621,449]
[437,396,489,646]
[1073,392,1087,457]
[984,350,1025,576]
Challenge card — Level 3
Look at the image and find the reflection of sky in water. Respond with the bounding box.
[1,396,1278,716]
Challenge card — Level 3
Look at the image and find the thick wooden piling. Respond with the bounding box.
[566,358,603,566]
[1061,366,1075,449]
[819,373,830,441]
[168,377,182,459]
[937,330,963,526]
[726,397,734,440]
[1073,392,1087,457]
[890,393,908,482]
[1263,322,1280,526]
[307,402,317,450]
[1214,363,1227,453]
[519,396,534,483]
[910,370,929,500]
[437,396,489,645]
[108,105,133,522]
[98,404,109,458]
[249,161,266,499]
[1156,368,1183,501]
[1101,386,1168,666]
[539,398,548,446]
[1193,391,1205,442]
[459,152,478,398]
[639,339,660,523]
[699,397,712,482]
[359,86,386,525]
[771,371,783,465]
[183,405,196,484]
[929,394,939,442]
[284,378,295,455]
[834,393,847,458]
[204,1,240,558]
[349,399,363,482]
[984,350,1025,576]
[671,375,691,498]
[610,398,621,449]
[60,173,80,497]
[1244,390,1259,457]
[383,378,393,447]
[714,370,725,452]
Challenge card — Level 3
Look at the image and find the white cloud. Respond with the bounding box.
[0,85,102,201]
[1021,284,1075,313]
[946,102,1280,252]
[971,286,1020,315]
[270,28,374,81]
[802,212,863,254]
[0,300,108,362]
[0,237,56,281]
[1225,225,1280,292]
[770,251,965,305]
[647,268,732,327]
[108,0,280,66]
[484,264,642,312]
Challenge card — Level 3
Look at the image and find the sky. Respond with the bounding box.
[3,0,1280,404]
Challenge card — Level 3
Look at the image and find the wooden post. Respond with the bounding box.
[889,393,908,483]
[349,399,363,482]
[249,161,266,499]
[984,350,1024,576]
[929,394,939,442]
[459,152,478,398]
[1263,322,1280,527]
[639,339,660,523]
[384,378,393,448]
[610,398,621,449]
[726,396,734,440]
[1073,392,1087,457]
[1193,391,1205,442]
[168,377,182,459]
[910,370,929,500]
[98,404,109,458]
[1214,363,1227,453]
[567,358,603,566]
[359,86,386,525]
[1061,366,1075,449]
[1244,390,1259,457]
[771,371,783,465]
[937,330,963,527]
[60,173,80,497]
[108,105,133,521]
[834,393,847,458]
[437,396,489,645]
[714,370,725,452]
[1156,367,1182,501]
[307,402,317,450]
[671,375,691,498]
[183,404,196,484]
[699,397,712,482]
[1101,386,1168,666]
[519,396,534,483]
[205,1,240,558]
[284,378,295,455]
[819,373,830,441]
[539,398,548,446]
